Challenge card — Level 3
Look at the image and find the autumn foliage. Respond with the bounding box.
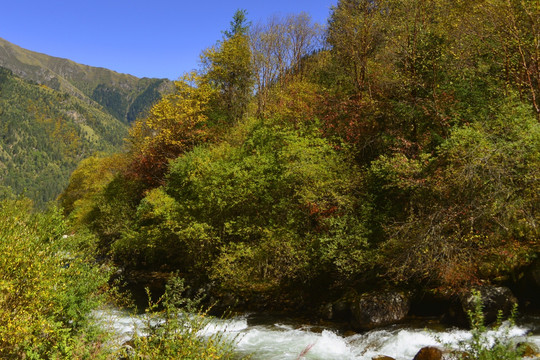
[126,74,212,186]
[61,3,540,307]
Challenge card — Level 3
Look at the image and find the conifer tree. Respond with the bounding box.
[201,9,254,124]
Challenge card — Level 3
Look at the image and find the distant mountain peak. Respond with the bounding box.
[0,37,173,124]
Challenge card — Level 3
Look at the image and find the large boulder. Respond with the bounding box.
[350,291,410,330]
[460,286,517,325]
[413,346,457,360]
[320,299,352,321]
[413,347,443,360]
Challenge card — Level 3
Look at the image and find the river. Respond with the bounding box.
[95,308,540,359]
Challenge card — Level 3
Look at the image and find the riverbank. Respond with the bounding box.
[117,267,540,334]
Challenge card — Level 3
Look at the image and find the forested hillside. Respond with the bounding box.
[60,0,539,312]
[0,66,127,205]
[0,37,173,124]
[0,37,175,205]
[0,1,539,358]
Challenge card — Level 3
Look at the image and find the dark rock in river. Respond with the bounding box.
[372,355,396,360]
[460,285,517,325]
[320,298,352,321]
[517,341,540,358]
[413,347,444,360]
[412,346,460,360]
[350,291,410,330]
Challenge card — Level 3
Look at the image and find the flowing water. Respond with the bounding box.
[95,308,540,359]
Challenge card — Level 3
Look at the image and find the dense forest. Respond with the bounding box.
[0,66,127,205]
[0,37,175,205]
[61,0,539,307]
[1,0,539,358]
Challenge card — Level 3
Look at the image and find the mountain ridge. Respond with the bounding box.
[0,37,173,123]
[0,65,128,205]
[0,38,177,205]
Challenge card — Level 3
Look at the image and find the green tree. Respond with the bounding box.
[375,98,540,291]
[463,0,540,116]
[200,10,254,124]
[327,0,387,96]
[58,154,125,218]
[111,119,370,298]
[223,9,250,38]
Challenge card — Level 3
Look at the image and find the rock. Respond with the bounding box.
[518,341,540,358]
[461,286,517,325]
[372,356,396,360]
[333,299,352,320]
[118,341,135,360]
[350,291,410,330]
[413,347,443,360]
[320,302,333,320]
[413,346,458,360]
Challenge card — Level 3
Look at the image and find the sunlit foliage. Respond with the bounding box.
[0,199,111,358]
[60,2,540,308]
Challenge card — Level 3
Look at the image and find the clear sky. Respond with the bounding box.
[2,0,336,80]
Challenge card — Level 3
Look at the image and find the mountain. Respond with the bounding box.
[0,37,175,205]
[0,66,128,205]
[0,37,173,124]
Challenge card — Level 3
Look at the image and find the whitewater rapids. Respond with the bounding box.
[95,308,540,359]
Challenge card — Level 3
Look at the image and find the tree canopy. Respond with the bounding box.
[60,3,540,308]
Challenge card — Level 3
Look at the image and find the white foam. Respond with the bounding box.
[92,308,145,344]
[93,308,540,360]
[348,328,460,360]
[235,326,356,360]
[199,316,249,336]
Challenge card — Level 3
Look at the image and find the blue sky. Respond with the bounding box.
[2,0,336,80]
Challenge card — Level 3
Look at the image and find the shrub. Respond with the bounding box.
[453,289,525,360]
[0,198,112,359]
[125,275,243,360]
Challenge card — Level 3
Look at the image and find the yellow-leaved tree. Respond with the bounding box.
[127,72,215,186]
[127,10,254,186]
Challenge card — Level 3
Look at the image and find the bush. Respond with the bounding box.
[111,120,370,296]
[453,289,525,360]
[0,198,112,359]
[125,275,242,360]
[375,99,540,291]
